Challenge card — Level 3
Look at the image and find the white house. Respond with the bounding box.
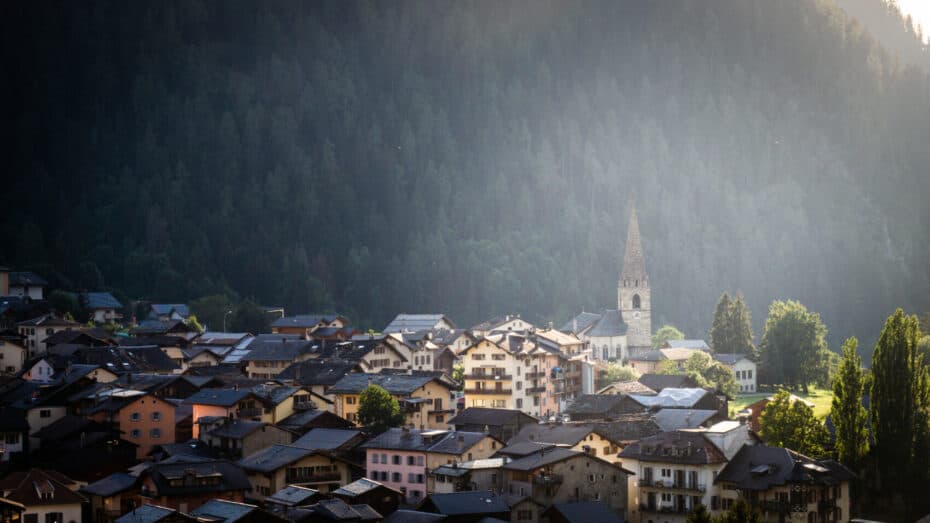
[7,272,48,300]
[713,354,757,393]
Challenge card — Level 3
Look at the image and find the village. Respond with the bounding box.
[0,210,855,523]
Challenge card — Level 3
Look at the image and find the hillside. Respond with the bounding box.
[2,0,929,353]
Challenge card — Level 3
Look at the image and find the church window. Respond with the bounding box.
[632,294,641,309]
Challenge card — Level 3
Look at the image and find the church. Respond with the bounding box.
[561,207,651,362]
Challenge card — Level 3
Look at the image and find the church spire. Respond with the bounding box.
[620,205,647,283]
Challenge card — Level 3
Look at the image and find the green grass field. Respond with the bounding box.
[729,387,834,419]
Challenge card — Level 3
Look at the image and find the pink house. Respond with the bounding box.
[360,428,502,504]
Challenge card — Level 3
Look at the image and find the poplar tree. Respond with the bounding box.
[830,337,868,469]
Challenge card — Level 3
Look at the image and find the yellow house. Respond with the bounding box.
[328,373,456,430]
[460,338,517,410]
[238,445,359,501]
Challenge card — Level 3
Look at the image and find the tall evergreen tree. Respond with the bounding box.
[870,308,930,508]
[830,337,868,469]
[709,292,732,353]
[709,292,756,358]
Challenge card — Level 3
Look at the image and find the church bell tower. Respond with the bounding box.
[618,206,651,349]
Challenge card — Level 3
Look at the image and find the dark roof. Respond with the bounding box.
[361,428,495,455]
[207,420,267,439]
[328,373,442,395]
[543,502,624,523]
[277,360,360,386]
[16,315,79,328]
[565,395,627,417]
[332,478,402,499]
[0,469,84,506]
[9,272,48,287]
[627,349,664,362]
[83,292,123,310]
[447,407,537,427]
[419,491,509,515]
[0,407,28,432]
[132,320,193,335]
[559,312,602,334]
[80,473,138,497]
[619,430,727,464]
[266,485,321,507]
[382,510,447,523]
[272,314,344,329]
[292,429,363,450]
[496,441,557,457]
[664,339,710,350]
[652,409,719,431]
[297,498,380,521]
[31,415,112,440]
[715,444,856,491]
[599,381,655,395]
[148,440,219,460]
[186,388,257,407]
[74,346,181,373]
[238,445,325,473]
[190,499,261,523]
[144,459,251,495]
[277,409,351,432]
[314,339,399,363]
[713,353,752,365]
[592,416,663,443]
[149,304,190,318]
[383,314,455,334]
[586,310,627,337]
[115,504,192,523]
[503,447,585,471]
[638,373,701,391]
[44,329,112,347]
[507,423,599,447]
[244,338,315,362]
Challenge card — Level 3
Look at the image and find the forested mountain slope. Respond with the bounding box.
[2,0,929,353]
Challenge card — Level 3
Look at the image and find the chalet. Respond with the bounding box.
[417,491,513,522]
[200,419,293,460]
[136,459,252,511]
[429,457,509,494]
[238,445,359,500]
[113,504,198,523]
[331,478,403,517]
[271,315,348,338]
[0,330,27,374]
[29,416,138,481]
[148,305,190,322]
[584,309,629,362]
[243,337,316,379]
[276,409,355,436]
[430,329,476,355]
[186,389,267,438]
[447,407,538,442]
[0,469,84,523]
[470,314,533,336]
[81,390,177,459]
[382,314,456,334]
[314,338,408,374]
[292,428,366,455]
[81,473,141,523]
[637,373,701,393]
[505,422,627,464]
[362,428,503,504]
[82,292,124,324]
[542,501,625,523]
[283,498,381,522]
[277,360,362,406]
[17,315,80,357]
[264,485,324,513]
[8,272,47,300]
[596,381,655,396]
[328,372,456,429]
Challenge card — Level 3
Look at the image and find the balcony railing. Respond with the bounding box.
[285,472,341,484]
[525,371,545,378]
[464,373,513,380]
[464,388,512,395]
[532,473,563,485]
[526,386,547,394]
[237,408,262,418]
[639,504,689,514]
[293,401,316,411]
[637,478,706,493]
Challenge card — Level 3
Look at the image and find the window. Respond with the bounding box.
[416,456,424,466]
[130,412,141,422]
[661,468,671,478]
[371,454,378,463]
[45,512,63,523]
[491,354,505,360]
[392,472,401,482]
[416,474,424,483]
[632,294,641,309]
[39,409,51,418]
[436,415,444,423]
[130,429,141,438]
[151,412,161,421]
[408,473,415,483]
[5,433,19,444]
[661,493,672,502]
[516,382,522,390]
[346,396,357,405]
[150,428,161,438]
[392,455,401,465]
[748,370,753,379]
[471,354,485,360]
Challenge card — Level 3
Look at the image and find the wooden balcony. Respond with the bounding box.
[526,386,546,394]
[464,373,513,380]
[532,473,563,485]
[525,371,546,378]
[286,472,341,484]
[637,478,706,493]
[464,388,511,395]
[237,407,262,418]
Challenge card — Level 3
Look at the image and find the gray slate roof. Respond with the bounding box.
[361,428,493,455]
[80,473,138,497]
[207,420,266,439]
[383,510,447,523]
[383,314,454,334]
[559,312,602,334]
[83,292,123,310]
[266,485,320,507]
[619,430,726,465]
[238,445,317,473]
[9,272,48,287]
[638,373,701,391]
[714,444,856,491]
[421,491,510,515]
[277,360,361,386]
[448,407,537,427]
[190,499,259,523]
[586,310,627,337]
[328,373,439,395]
[150,304,190,317]
[333,477,402,498]
[503,447,584,471]
[114,505,180,523]
[185,388,257,407]
[664,339,710,350]
[292,428,363,450]
[544,502,624,523]
[630,388,712,408]
[652,409,719,431]
[271,314,343,328]
[244,338,314,362]
[713,353,751,365]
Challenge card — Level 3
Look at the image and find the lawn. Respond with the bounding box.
[729,387,834,419]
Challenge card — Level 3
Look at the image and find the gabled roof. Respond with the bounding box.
[507,422,605,447]
[619,430,727,464]
[332,477,403,499]
[652,409,719,431]
[663,339,710,350]
[266,485,321,507]
[496,441,557,458]
[83,292,123,310]
[383,314,455,334]
[131,320,193,335]
[9,272,48,287]
[292,428,363,451]
[715,444,855,490]
[630,388,712,409]
[115,504,194,523]
[16,315,79,328]
[597,380,655,395]
[328,373,447,395]
[301,498,380,521]
[503,447,588,471]
[586,310,627,337]
[243,338,315,362]
[382,510,447,523]
[190,499,265,523]
[559,312,602,334]
[0,469,84,506]
[149,304,190,318]
[74,346,180,374]
[238,445,345,473]
[419,491,509,515]
[277,409,352,432]
[543,502,624,523]
[206,420,268,440]
[361,428,496,455]
[638,373,701,391]
[272,314,345,329]
[565,394,628,417]
[185,388,257,407]
[80,472,138,497]
[277,360,361,386]
[448,407,537,427]
[143,459,251,495]
[627,349,664,362]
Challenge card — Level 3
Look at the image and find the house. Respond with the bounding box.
[470,315,533,337]
[713,444,855,522]
[651,409,720,432]
[541,501,625,523]
[0,267,8,296]
[83,292,124,324]
[148,305,190,322]
[117,337,189,371]
[17,315,80,357]
[328,373,456,429]
[283,498,381,523]
[186,389,267,438]
[243,337,316,379]
[237,445,359,500]
[713,354,757,393]
[332,478,403,517]
[382,314,456,335]
[619,421,755,522]
[136,459,252,511]
[113,504,199,523]
[430,329,476,356]
[627,347,704,374]
[81,473,141,523]
[459,338,518,413]
[82,390,177,459]
[264,485,324,513]
[416,491,510,523]
[662,339,711,352]
[72,346,181,375]
[131,321,198,341]
[8,272,48,300]
[447,408,538,443]
[200,419,293,460]
[505,422,629,464]
[0,330,27,374]
[0,469,84,523]
[596,380,655,396]
[277,360,362,407]
[29,416,139,481]
[637,374,701,393]
[501,448,632,522]
[292,428,366,456]
[429,457,509,494]
[276,409,355,436]
[20,359,56,383]
[628,388,727,420]
[0,407,28,463]
[189,499,288,523]
[381,510,445,523]
[564,394,642,421]
[361,428,503,505]
[315,338,409,375]
[271,315,348,338]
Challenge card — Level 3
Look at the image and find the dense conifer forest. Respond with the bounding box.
[2,1,929,353]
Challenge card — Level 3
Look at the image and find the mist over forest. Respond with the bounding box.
[2,0,929,356]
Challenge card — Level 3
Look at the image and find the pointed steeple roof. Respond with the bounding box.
[621,206,647,281]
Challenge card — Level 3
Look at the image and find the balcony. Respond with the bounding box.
[758,500,792,514]
[293,401,316,411]
[637,478,706,493]
[464,388,511,395]
[285,472,342,484]
[526,386,547,394]
[237,407,262,418]
[525,371,545,378]
[639,504,689,515]
[464,373,512,380]
[532,473,563,485]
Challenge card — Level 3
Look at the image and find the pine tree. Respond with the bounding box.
[709,292,732,354]
[830,337,868,469]
[709,292,756,358]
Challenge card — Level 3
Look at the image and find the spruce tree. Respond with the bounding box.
[830,337,868,469]
[709,292,732,354]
